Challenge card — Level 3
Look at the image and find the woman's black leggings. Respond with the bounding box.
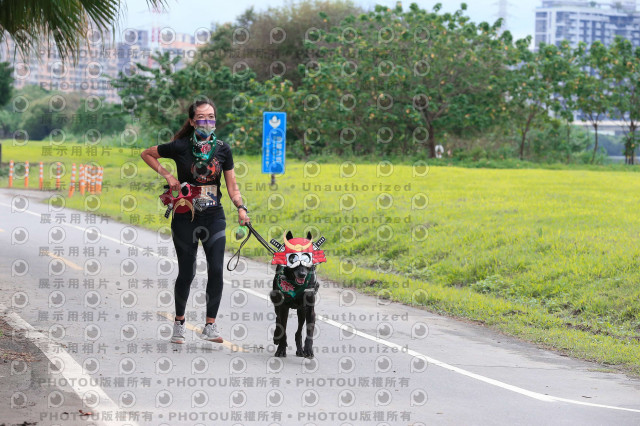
[170,208,226,319]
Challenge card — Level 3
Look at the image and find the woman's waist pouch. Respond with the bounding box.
[193,184,219,211]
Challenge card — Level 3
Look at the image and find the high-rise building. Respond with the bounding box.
[117,28,151,74]
[0,29,121,103]
[535,0,640,49]
[1,27,200,103]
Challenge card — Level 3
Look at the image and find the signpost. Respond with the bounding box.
[262,111,286,185]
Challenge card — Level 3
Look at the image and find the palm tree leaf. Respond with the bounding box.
[0,0,168,63]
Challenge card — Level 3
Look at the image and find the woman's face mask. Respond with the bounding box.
[194,119,216,139]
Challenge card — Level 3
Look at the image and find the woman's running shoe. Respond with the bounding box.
[199,322,223,343]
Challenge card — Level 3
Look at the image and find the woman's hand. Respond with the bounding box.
[238,209,251,226]
[166,175,180,192]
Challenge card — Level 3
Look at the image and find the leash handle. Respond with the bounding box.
[226,222,278,271]
[227,229,252,271]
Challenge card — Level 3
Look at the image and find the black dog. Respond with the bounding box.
[269,231,323,359]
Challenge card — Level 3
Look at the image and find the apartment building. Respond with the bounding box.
[0,27,199,103]
[535,0,640,49]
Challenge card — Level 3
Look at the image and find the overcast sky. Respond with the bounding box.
[117,0,537,44]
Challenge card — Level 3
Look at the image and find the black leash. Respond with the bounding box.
[227,222,277,271]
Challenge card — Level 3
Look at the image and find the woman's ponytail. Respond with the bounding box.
[172,118,194,142]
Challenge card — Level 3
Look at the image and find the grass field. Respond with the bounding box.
[2,140,640,376]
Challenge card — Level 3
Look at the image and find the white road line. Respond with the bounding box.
[2,199,640,414]
[0,303,138,426]
[240,288,640,413]
[249,281,552,402]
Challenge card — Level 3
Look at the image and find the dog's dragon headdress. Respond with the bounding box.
[270,230,327,265]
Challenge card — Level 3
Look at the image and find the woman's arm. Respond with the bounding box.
[224,168,250,225]
[140,146,180,191]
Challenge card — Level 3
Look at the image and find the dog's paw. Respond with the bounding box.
[295,349,304,357]
[303,340,314,358]
[275,345,287,357]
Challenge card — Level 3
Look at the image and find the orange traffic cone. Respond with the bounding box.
[39,161,44,190]
[68,163,76,198]
[79,164,85,195]
[55,162,61,190]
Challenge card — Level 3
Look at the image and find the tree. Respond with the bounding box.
[0,84,46,136]
[110,49,262,147]
[18,91,84,140]
[236,6,257,28]
[67,98,127,136]
[229,0,362,88]
[505,39,554,160]
[526,119,590,163]
[0,0,166,64]
[224,76,304,156]
[575,41,612,164]
[299,2,516,158]
[607,36,640,164]
[0,62,13,107]
[541,40,581,163]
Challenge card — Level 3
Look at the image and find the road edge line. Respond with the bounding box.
[239,286,640,414]
[0,302,140,426]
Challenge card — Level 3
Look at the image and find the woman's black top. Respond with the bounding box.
[157,137,234,215]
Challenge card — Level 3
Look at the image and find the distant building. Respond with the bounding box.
[117,28,198,73]
[0,29,121,103]
[116,28,151,77]
[535,0,640,49]
[164,32,198,71]
[0,26,200,103]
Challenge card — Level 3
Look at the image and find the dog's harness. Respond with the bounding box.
[275,267,315,299]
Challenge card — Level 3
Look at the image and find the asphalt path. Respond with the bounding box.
[1,187,640,426]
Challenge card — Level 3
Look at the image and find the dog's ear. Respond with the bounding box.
[306,231,312,241]
[285,230,293,240]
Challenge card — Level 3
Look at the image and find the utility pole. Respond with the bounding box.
[495,0,512,33]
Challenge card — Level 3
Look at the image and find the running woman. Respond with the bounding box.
[141,97,250,344]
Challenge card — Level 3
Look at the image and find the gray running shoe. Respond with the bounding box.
[199,322,223,343]
[171,320,186,344]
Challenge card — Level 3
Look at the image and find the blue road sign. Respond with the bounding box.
[262,112,286,174]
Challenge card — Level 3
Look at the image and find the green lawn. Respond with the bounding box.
[2,140,640,375]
